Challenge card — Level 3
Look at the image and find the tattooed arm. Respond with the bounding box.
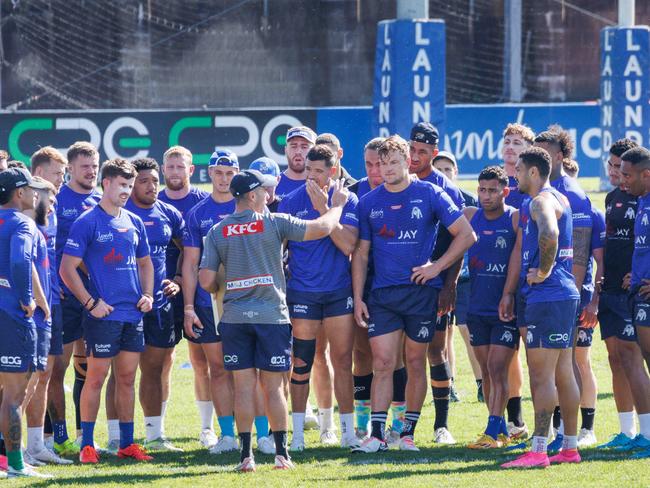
[571,226,591,291]
[527,194,559,285]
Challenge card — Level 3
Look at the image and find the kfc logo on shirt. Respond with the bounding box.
[222,220,264,237]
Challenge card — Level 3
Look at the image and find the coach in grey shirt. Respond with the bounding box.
[199,169,350,471]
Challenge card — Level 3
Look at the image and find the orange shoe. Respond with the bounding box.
[117,444,153,461]
[79,446,100,464]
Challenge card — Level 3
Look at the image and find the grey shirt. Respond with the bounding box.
[200,209,307,324]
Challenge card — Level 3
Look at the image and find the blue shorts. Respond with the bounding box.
[61,293,84,344]
[170,292,185,339]
[631,292,650,331]
[576,327,594,347]
[186,305,220,344]
[0,310,36,373]
[287,287,353,320]
[524,299,578,349]
[436,312,452,331]
[466,314,519,349]
[144,302,181,349]
[83,316,145,358]
[35,327,51,371]
[367,285,438,343]
[515,291,527,328]
[598,292,636,341]
[49,304,64,356]
[220,322,292,372]
[453,280,470,325]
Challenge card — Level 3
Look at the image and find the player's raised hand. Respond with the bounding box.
[330,178,349,208]
[306,179,329,214]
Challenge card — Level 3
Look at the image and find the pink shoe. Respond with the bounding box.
[549,449,581,464]
[0,455,7,471]
[501,451,550,469]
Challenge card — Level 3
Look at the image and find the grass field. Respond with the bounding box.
[14,177,648,487]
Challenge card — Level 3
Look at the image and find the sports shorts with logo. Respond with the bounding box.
[144,302,181,348]
[35,327,51,371]
[83,316,145,358]
[186,305,220,344]
[61,292,84,344]
[466,314,519,349]
[0,309,37,373]
[287,287,353,320]
[367,284,438,343]
[49,303,64,356]
[524,299,578,349]
[220,322,292,372]
[598,291,636,341]
[630,291,650,331]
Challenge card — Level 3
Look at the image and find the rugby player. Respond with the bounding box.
[182,149,237,453]
[50,142,101,455]
[597,139,649,449]
[616,146,650,458]
[462,167,520,449]
[352,135,475,453]
[408,122,466,444]
[315,133,357,187]
[279,144,360,450]
[276,126,316,199]
[249,157,282,212]
[60,158,154,464]
[200,170,351,471]
[158,146,213,446]
[125,158,185,451]
[0,168,51,477]
[501,147,581,468]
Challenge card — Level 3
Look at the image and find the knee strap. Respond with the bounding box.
[430,362,451,382]
[291,338,316,385]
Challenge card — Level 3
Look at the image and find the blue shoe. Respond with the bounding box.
[547,434,564,453]
[631,447,650,459]
[615,434,650,452]
[597,432,634,449]
[505,439,529,452]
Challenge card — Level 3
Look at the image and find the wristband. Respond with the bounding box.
[88,298,100,312]
[84,296,93,309]
[142,293,153,301]
[184,304,195,310]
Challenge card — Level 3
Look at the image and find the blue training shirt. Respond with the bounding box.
[467,206,517,316]
[0,208,36,327]
[278,184,359,292]
[158,186,208,278]
[126,199,185,309]
[551,175,592,229]
[505,176,526,209]
[632,193,650,288]
[63,205,150,323]
[520,188,579,303]
[276,173,305,200]
[33,229,52,330]
[359,179,464,290]
[182,196,235,307]
[39,210,60,305]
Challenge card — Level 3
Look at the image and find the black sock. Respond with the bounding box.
[44,411,53,435]
[392,367,407,403]
[476,379,483,389]
[432,387,450,430]
[506,397,523,427]
[353,373,373,401]
[73,358,87,432]
[552,406,562,431]
[401,411,420,438]
[239,432,252,462]
[580,407,595,431]
[273,431,288,458]
[370,411,387,440]
[0,437,5,455]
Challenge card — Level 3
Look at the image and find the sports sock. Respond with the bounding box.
[340,413,354,439]
[319,407,335,433]
[531,435,548,453]
[107,419,120,442]
[53,420,69,444]
[432,387,450,430]
[27,426,44,453]
[195,400,214,431]
[239,432,252,462]
[499,416,509,436]
[273,431,289,458]
[144,416,162,442]
[485,416,501,440]
[218,415,235,438]
[400,411,420,438]
[558,419,565,436]
[370,411,387,440]
[44,412,53,436]
[390,401,406,433]
[73,357,87,432]
[292,413,305,440]
[552,406,562,431]
[638,412,650,439]
[619,411,637,438]
[506,396,523,427]
[392,367,407,402]
[6,450,24,471]
[354,400,371,433]
[580,407,595,431]
[562,435,578,450]
[119,422,134,449]
[161,401,168,436]
[476,378,483,389]
[254,416,269,441]
[80,421,95,449]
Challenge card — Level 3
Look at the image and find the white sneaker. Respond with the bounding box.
[351,436,388,453]
[7,465,53,478]
[208,435,238,454]
[385,429,401,449]
[341,435,361,449]
[199,429,219,448]
[26,447,73,465]
[577,428,597,447]
[0,470,6,479]
[304,411,320,431]
[289,437,305,452]
[355,429,369,441]
[22,449,45,467]
[434,427,456,445]
[398,436,420,451]
[257,436,275,455]
[104,439,120,455]
[274,454,295,469]
[320,430,338,445]
[234,457,256,472]
[507,422,530,440]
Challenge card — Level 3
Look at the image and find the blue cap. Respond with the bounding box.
[208,148,239,168]
[249,157,280,177]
